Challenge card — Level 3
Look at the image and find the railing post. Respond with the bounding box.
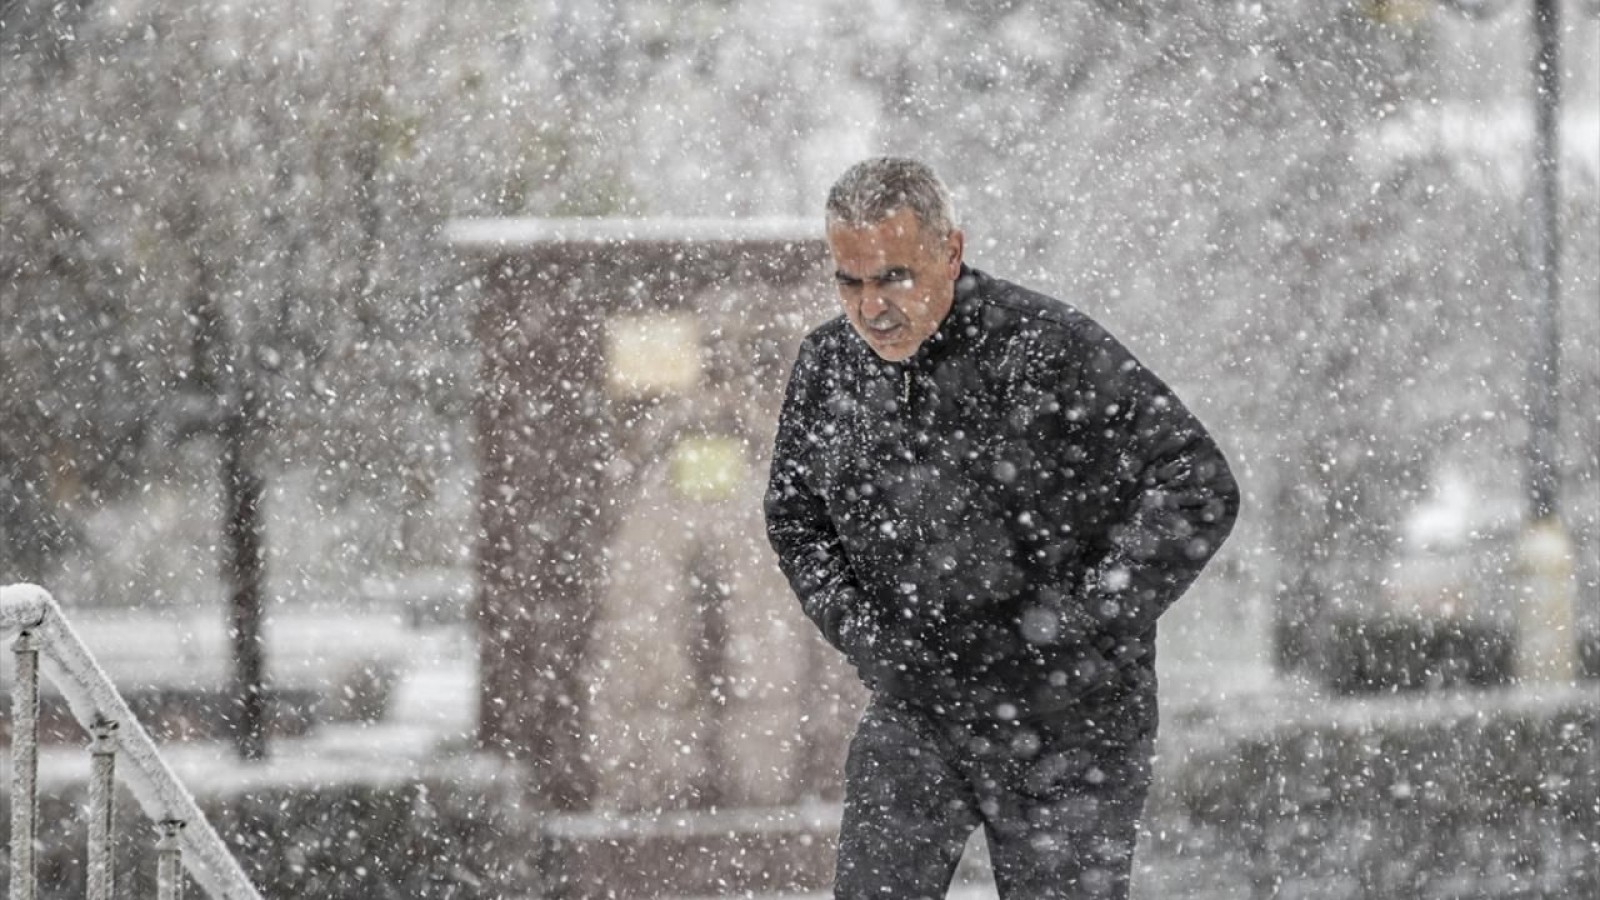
[157,820,187,900]
[10,630,40,900]
[88,717,120,900]
[3,584,267,900]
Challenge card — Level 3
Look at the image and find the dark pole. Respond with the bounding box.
[1526,0,1561,520]
[687,546,731,809]
[1515,0,1577,682]
[222,390,269,761]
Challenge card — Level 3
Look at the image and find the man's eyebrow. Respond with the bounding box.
[835,266,912,284]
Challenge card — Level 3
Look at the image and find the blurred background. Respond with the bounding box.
[2,1,1597,898]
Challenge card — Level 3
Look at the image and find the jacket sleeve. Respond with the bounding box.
[764,338,868,659]
[1051,319,1241,646]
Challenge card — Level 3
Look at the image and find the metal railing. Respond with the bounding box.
[3,583,264,900]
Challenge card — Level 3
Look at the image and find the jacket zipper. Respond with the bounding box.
[901,367,920,468]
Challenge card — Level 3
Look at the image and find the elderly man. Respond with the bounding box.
[765,157,1239,899]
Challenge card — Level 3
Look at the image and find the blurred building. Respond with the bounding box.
[449,218,861,828]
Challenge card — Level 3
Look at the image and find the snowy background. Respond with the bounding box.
[2,1,1598,898]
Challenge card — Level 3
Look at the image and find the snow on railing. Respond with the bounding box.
[2,583,264,900]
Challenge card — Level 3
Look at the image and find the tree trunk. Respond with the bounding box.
[222,396,268,761]
[191,278,270,761]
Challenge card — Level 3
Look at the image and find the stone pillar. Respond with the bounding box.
[474,251,612,809]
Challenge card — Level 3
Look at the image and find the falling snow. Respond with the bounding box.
[2,2,1598,899]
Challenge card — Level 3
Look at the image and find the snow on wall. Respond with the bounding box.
[444,215,821,249]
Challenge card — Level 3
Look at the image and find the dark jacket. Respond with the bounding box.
[765,266,1239,727]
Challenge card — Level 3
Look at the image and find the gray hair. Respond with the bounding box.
[825,157,956,238]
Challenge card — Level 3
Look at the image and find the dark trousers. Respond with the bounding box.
[835,693,1152,900]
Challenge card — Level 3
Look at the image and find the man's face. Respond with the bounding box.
[827,207,964,363]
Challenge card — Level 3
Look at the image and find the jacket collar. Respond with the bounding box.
[901,263,984,371]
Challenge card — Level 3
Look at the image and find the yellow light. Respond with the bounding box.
[1360,0,1431,25]
[606,314,702,397]
[670,436,745,502]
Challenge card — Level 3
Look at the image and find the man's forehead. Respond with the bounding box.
[830,251,916,280]
[828,222,930,271]
[827,208,921,240]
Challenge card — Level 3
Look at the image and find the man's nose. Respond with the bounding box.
[860,291,889,319]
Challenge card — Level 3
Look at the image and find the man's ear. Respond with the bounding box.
[946,229,965,277]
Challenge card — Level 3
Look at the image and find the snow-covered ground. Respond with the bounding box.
[8,607,479,788]
[9,578,1591,899]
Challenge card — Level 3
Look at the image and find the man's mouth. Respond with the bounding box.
[867,319,904,337]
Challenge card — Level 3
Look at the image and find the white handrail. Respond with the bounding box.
[2,583,265,900]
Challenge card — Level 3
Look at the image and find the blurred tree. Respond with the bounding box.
[0,1,606,589]
[0,0,607,754]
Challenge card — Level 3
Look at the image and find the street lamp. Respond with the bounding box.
[1516,0,1579,682]
[1438,0,1592,681]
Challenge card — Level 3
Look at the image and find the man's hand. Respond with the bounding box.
[828,591,874,663]
[827,590,910,692]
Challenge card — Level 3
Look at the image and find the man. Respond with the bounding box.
[765,158,1239,899]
